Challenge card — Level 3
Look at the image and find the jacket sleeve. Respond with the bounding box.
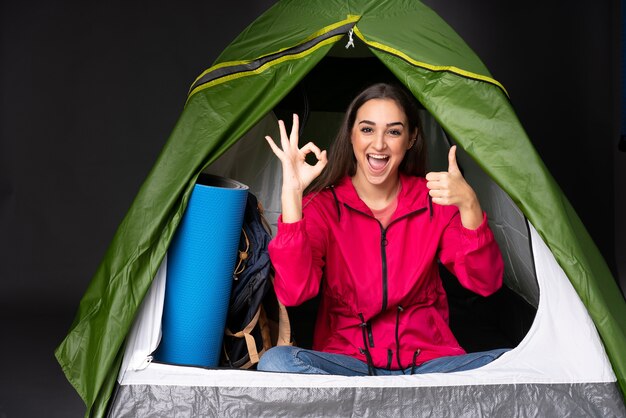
[268,204,328,307]
[438,211,503,297]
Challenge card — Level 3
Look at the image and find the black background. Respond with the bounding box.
[1,1,623,416]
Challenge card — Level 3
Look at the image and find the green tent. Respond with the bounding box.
[55,1,626,416]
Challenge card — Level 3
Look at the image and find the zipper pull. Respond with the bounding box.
[345,28,355,49]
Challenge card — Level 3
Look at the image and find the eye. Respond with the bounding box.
[388,129,402,136]
[360,126,373,133]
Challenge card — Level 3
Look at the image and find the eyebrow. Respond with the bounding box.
[358,120,405,127]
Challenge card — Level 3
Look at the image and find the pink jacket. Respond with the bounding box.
[269,174,504,370]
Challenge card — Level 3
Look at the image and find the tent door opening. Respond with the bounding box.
[268,49,538,354]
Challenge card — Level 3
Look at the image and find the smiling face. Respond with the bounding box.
[351,98,414,192]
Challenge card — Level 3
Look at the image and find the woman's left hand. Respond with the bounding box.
[425,146,483,229]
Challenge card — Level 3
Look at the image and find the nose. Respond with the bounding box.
[372,132,386,150]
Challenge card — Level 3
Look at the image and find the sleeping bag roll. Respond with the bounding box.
[155,174,248,367]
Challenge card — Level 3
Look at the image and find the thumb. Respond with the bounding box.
[448,145,460,174]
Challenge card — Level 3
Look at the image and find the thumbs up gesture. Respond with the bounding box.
[425,146,483,229]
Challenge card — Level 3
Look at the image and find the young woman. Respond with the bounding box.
[259,83,506,376]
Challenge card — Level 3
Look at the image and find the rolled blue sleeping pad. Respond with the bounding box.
[155,174,248,367]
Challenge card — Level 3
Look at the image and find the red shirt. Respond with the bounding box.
[370,192,399,229]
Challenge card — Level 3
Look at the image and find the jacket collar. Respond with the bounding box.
[332,174,429,219]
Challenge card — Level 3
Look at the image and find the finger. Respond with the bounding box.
[301,143,328,177]
[425,172,441,182]
[319,149,328,164]
[311,150,328,176]
[448,145,460,174]
[300,142,323,159]
[278,119,289,151]
[426,171,447,183]
[429,188,454,205]
[430,196,450,206]
[265,136,283,158]
[290,114,300,150]
[426,180,440,191]
[428,189,448,199]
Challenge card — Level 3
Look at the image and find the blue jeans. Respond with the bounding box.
[257,346,509,376]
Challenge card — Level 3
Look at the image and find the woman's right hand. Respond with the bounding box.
[265,114,328,194]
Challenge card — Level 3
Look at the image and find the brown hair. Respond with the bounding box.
[305,83,425,195]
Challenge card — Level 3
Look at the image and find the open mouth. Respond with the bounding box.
[367,154,390,171]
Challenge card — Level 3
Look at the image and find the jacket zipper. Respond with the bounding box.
[343,204,427,314]
[367,322,375,347]
[380,225,388,312]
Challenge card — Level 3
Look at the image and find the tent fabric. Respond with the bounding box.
[55,0,626,416]
[109,384,626,418]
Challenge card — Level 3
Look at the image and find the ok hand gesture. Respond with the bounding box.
[265,114,328,194]
[266,114,327,223]
[425,146,483,229]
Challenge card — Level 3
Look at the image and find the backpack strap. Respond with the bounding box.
[270,272,292,347]
[275,300,292,346]
[225,306,263,365]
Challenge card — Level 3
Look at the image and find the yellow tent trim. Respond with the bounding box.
[188,15,361,99]
[186,35,345,103]
[353,26,508,96]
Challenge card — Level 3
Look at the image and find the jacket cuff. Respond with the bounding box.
[460,212,490,239]
[276,214,307,234]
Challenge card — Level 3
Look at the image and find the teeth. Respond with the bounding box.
[368,154,389,160]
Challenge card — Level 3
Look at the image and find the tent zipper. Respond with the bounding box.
[188,18,359,100]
